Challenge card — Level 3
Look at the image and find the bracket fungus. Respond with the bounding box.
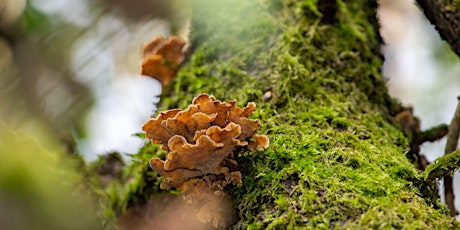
[141,35,185,87]
[143,94,269,227]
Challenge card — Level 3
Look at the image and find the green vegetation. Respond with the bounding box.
[423,149,460,183]
[88,134,165,227]
[0,122,101,230]
[3,0,459,229]
[150,0,457,228]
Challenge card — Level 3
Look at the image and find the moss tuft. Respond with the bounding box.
[423,149,460,183]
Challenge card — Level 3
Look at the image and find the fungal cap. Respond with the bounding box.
[142,109,181,146]
[248,134,270,151]
[141,35,185,86]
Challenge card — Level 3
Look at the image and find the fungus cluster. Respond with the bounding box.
[141,36,185,87]
[142,94,269,227]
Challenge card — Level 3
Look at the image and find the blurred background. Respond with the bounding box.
[0,0,192,161]
[0,0,459,219]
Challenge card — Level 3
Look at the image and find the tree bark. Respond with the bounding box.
[416,0,460,58]
[118,0,459,228]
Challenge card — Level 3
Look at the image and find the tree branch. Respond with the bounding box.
[423,149,460,184]
[418,124,449,143]
[416,0,460,57]
[443,97,460,216]
[445,97,460,154]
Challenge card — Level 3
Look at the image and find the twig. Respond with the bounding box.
[396,107,448,170]
[445,97,460,154]
[443,97,460,217]
[418,124,449,143]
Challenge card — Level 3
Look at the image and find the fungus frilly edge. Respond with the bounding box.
[142,94,269,227]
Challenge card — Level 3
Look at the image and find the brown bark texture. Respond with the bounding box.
[417,0,460,57]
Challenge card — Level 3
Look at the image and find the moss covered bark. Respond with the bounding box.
[121,0,458,228]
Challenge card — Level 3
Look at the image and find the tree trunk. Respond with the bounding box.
[124,0,458,228]
[416,0,460,58]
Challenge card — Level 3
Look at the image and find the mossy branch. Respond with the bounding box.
[423,149,460,184]
[111,0,459,228]
[418,124,449,143]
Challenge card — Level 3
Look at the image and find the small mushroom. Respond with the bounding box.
[248,134,270,151]
[141,36,185,87]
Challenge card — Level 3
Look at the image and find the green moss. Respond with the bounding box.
[142,0,457,228]
[423,149,460,183]
[92,134,166,227]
